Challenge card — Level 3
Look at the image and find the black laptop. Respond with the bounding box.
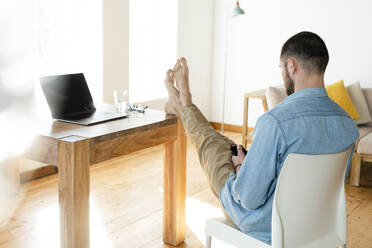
[40,73,128,125]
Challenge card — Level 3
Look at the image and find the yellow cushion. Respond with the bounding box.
[326,80,360,120]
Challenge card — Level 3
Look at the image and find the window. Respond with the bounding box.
[38,0,102,102]
[129,0,178,102]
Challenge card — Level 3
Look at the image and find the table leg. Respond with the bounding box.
[163,119,187,246]
[350,152,361,186]
[262,98,269,112]
[0,158,20,227]
[242,96,249,148]
[58,136,90,248]
[7,158,20,195]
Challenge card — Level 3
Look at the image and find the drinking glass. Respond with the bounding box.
[113,90,128,113]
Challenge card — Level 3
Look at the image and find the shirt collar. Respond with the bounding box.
[283,87,327,103]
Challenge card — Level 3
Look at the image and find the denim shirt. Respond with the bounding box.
[220,87,359,244]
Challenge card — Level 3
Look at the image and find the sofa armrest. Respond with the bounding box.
[362,88,372,118]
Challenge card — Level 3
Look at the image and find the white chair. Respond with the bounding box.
[205,146,353,248]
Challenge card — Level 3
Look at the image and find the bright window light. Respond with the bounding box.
[129,0,178,103]
[38,0,102,102]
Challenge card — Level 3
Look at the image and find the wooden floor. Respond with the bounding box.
[1,132,372,248]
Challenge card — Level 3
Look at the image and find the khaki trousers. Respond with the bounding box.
[180,104,236,198]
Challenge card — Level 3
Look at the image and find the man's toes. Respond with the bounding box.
[180,57,188,72]
[166,69,174,80]
[165,69,173,83]
[170,70,175,81]
[174,59,181,71]
[180,57,187,66]
[165,69,171,79]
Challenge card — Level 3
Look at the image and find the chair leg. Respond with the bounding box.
[206,235,212,248]
[350,153,361,186]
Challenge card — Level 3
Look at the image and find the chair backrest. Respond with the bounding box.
[271,146,353,248]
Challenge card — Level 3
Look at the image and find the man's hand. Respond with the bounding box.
[232,145,246,175]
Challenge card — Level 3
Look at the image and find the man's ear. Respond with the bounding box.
[286,58,296,76]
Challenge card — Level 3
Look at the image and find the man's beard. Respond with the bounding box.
[283,67,294,96]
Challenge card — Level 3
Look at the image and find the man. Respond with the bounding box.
[164,31,359,244]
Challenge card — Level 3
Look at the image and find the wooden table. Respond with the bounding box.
[23,109,187,248]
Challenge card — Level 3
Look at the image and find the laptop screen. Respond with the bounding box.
[40,73,96,119]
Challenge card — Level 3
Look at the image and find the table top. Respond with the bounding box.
[35,105,177,142]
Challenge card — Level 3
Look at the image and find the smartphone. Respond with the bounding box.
[230,145,248,156]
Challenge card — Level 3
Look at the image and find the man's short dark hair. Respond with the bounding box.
[280,31,329,74]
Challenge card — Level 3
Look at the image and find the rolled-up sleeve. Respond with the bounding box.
[230,113,286,210]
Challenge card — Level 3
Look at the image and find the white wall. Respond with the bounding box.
[211,0,372,127]
[103,0,129,104]
[102,0,214,118]
[177,0,214,119]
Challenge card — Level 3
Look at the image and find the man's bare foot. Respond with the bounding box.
[164,69,182,116]
[173,57,192,106]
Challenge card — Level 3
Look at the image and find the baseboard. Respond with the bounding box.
[210,122,253,133]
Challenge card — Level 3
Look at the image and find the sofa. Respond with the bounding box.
[264,81,372,186]
[350,87,372,186]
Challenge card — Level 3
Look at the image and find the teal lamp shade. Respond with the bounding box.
[232,1,245,17]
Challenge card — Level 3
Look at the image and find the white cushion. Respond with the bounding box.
[357,132,372,154]
[347,82,372,125]
[265,86,287,110]
[362,88,372,123]
[358,125,372,139]
[356,126,372,154]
